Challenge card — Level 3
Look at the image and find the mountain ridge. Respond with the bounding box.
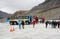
[25,0,60,20]
[0,11,11,19]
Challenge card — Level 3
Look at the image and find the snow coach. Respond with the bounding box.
[9,16,33,25]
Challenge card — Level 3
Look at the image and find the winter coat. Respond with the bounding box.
[21,21,24,26]
[18,20,21,26]
[32,20,35,25]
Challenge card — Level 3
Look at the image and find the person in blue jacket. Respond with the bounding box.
[18,20,21,29]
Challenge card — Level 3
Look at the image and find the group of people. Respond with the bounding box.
[17,16,47,29]
[18,20,24,29]
[32,16,38,28]
[17,16,60,29]
[45,20,60,28]
[17,16,38,29]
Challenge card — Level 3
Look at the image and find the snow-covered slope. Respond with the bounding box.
[0,23,60,39]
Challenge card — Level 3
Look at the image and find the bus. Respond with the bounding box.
[9,16,33,25]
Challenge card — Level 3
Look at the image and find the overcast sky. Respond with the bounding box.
[0,0,45,14]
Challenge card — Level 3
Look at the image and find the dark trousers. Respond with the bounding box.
[58,25,60,28]
[22,25,24,29]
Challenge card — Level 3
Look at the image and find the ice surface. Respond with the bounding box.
[0,22,60,39]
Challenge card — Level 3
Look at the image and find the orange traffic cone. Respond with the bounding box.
[10,27,15,32]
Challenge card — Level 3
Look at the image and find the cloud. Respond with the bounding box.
[0,7,15,14]
[0,0,45,14]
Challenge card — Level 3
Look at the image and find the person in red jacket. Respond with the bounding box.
[41,18,45,23]
[32,19,36,28]
[35,16,38,23]
[33,16,38,24]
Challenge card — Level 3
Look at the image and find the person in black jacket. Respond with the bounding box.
[57,21,60,28]
[51,21,55,28]
[21,21,25,29]
[51,21,57,28]
[45,21,49,28]
[54,21,57,28]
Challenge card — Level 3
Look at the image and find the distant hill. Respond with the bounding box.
[11,10,29,19]
[0,11,11,19]
[26,0,60,20]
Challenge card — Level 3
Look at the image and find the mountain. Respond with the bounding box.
[11,10,29,19]
[0,11,11,19]
[26,0,60,20]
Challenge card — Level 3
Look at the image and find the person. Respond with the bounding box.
[45,21,49,28]
[54,21,57,28]
[51,21,57,28]
[18,20,21,29]
[32,19,36,28]
[51,21,55,28]
[57,21,60,28]
[21,21,25,29]
[41,18,45,23]
[33,16,38,24]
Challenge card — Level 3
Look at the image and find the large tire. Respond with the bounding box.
[14,22,18,25]
[10,21,18,25]
[10,22,13,25]
[25,20,30,25]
